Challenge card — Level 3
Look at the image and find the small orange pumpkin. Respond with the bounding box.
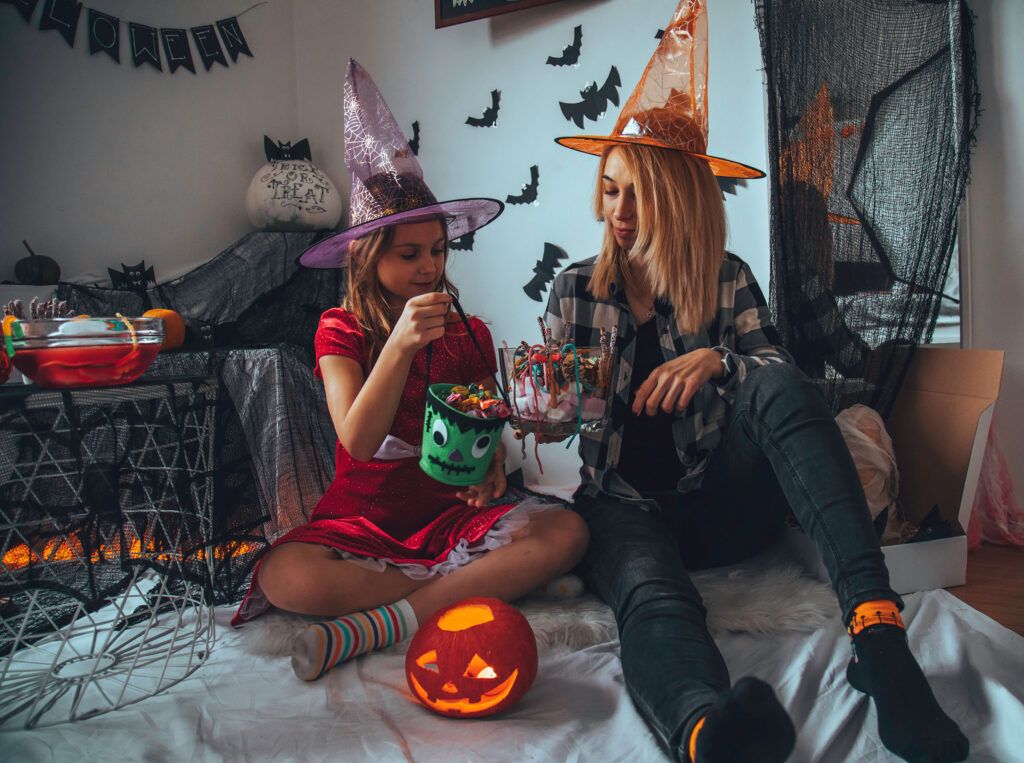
[405,597,537,719]
[142,308,185,351]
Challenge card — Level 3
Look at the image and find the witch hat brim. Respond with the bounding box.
[299,197,504,268]
[555,135,765,179]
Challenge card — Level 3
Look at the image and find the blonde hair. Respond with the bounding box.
[589,144,726,335]
[343,218,458,366]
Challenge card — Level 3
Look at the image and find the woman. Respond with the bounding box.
[543,3,969,761]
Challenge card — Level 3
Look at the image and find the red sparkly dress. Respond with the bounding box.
[232,308,526,624]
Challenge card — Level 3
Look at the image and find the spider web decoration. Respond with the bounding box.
[755,0,980,415]
[0,381,218,729]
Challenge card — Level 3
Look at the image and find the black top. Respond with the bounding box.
[615,317,686,495]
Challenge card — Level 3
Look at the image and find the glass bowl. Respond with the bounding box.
[498,345,613,437]
[6,317,165,389]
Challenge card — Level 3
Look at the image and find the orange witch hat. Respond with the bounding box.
[556,0,764,179]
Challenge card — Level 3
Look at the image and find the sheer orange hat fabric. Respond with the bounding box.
[556,0,764,179]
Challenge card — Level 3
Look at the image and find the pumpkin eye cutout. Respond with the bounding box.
[463,653,498,680]
[415,649,439,672]
[470,435,492,459]
[431,418,448,447]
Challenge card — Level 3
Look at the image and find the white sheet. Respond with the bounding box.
[5,590,1023,762]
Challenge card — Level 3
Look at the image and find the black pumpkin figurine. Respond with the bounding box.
[15,240,61,285]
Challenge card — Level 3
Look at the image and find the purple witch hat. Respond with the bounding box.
[300,59,504,268]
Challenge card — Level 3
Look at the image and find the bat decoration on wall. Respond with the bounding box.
[407,121,420,155]
[655,29,665,39]
[466,90,501,127]
[449,232,475,251]
[506,165,540,205]
[546,25,582,66]
[717,177,739,197]
[559,66,621,129]
[264,136,312,161]
[523,242,568,302]
[109,261,156,291]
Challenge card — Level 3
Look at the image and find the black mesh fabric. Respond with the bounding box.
[754,0,980,414]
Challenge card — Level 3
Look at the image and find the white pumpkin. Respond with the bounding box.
[245,137,343,232]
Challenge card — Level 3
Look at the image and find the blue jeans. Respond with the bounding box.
[573,363,900,761]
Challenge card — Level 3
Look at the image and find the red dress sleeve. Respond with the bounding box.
[314,308,367,379]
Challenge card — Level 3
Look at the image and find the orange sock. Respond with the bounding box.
[847,599,904,636]
[688,716,706,762]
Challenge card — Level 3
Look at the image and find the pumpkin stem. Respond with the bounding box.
[22,239,38,258]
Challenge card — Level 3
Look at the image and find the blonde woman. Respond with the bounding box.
[545,4,968,760]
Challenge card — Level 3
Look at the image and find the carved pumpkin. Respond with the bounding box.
[405,597,537,718]
[245,136,342,232]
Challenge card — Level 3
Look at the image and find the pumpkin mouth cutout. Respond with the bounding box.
[408,669,520,714]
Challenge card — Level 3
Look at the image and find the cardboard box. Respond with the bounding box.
[880,345,1004,594]
[788,346,1005,595]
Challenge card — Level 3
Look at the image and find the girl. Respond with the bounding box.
[231,60,588,683]
[544,4,968,762]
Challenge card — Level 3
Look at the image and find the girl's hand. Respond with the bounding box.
[390,292,452,354]
[632,348,723,416]
[456,441,507,508]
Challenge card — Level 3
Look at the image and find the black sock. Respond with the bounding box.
[847,624,969,762]
[689,676,796,763]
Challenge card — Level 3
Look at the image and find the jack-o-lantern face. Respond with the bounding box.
[405,597,538,718]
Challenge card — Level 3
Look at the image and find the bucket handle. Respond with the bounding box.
[423,296,511,409]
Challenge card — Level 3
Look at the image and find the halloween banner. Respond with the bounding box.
[4,0,256,74]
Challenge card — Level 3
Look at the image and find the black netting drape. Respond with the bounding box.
[754,0,980,414]
[56,231,343,365]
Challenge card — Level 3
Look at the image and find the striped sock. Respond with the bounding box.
[291,599,418,681]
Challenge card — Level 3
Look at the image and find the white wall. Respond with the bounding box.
[962,0,1024,498]
[293,0,770,489]
[0,0,298,284]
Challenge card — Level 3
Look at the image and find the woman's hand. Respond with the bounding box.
[456,441,508,508]
[389,291,452,354]
[632,348,723,416]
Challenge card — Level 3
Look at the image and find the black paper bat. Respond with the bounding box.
[655,29,665,39]
[506,165,540,205]
[523,243,567,302]
[264,136,312,161]
[466,90,501,128]
[559,66,621,129]
[546,25,582,66]
[449,232,475,251]
[108,261,156,291]
[717,177,739,197]
[407,121,420,155]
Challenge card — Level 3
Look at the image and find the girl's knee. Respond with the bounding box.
[257,543,325,612]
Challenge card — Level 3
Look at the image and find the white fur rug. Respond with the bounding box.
[235,533,840,657]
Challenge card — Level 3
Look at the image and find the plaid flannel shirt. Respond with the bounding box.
[544,252,794,500]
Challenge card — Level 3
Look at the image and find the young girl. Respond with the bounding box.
[231,60,588,682]
[545,3,968,762]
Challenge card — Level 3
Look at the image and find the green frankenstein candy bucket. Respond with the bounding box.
[417,296,511,486]
[420,382,507,486]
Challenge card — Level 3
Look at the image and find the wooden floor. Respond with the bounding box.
[946,542,1024,637]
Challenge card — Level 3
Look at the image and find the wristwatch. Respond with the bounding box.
[718,349,736,378]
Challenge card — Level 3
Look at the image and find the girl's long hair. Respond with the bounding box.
[343,218,458,366]
[588,144,726,335]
